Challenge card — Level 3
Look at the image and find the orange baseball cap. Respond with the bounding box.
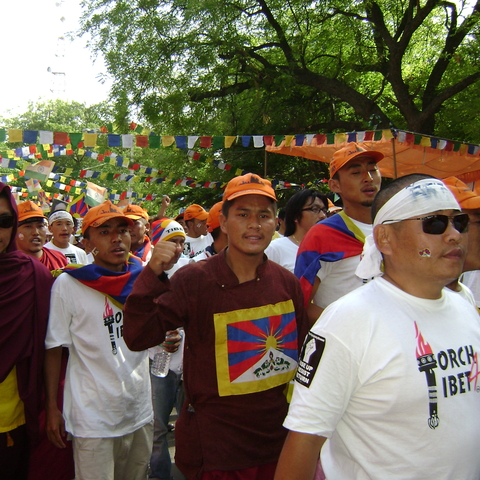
[124,204,149,221]
[327,198,342,214]
[329,143,384,179]
[184,204,209,221]
[17,201,46,223]
[82,200,134,234]
[443,177,480,209]
[207,201,223,232]
[223,173,277,202]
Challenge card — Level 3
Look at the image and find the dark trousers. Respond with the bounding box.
[0,424,29,480]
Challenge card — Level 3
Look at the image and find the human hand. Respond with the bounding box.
[161,329,182,353]
[149,240,179,275]
[46,405,66,449]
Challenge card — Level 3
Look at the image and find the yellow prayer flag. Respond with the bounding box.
[420,136,431,147]
[335,133,347,144]
[100,172,107,180]
[8,129,23,143]
[65,168,73,175]
[225,136,236,148]
[83,133,98,148]
[383,130,394,140]
[284,135,294,147]
[162,136,175,147]
[47,180,53,187]
[78,149,85,155]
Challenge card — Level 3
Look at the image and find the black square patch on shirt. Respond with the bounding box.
[295,332,326,388]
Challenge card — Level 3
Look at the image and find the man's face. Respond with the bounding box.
[17,219,48,255]
[49,219,74,248]
[129,218,149,250]
[463,209,480,272]
[329,156,381,208]
[385,208,467,291]
[220,194,276,259]
[0,197,13,254]
[83,217,132,272]
[189,218,208,237]
[164,235,185,270]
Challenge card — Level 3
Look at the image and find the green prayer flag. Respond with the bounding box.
[149,135,161,148]
[212,136,224,150]
[70,133,83,149]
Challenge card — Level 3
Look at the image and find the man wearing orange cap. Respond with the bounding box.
[124,203,152,264]
[295,142,383,323]
[16,201,68,271]
[443,177,480,305]
[44,201,153,480]
[194,201,228,260]
[182,203,213,260]
[124,173,308,480]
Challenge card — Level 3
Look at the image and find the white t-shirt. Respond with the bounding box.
[45,273,153,438]
[183,234,213,260]
[313,220,372,309]
[454,281,477,308]
[44,241,89,265]
[285,277,480,480]
[265,236,298,273]
[462,270,480,307]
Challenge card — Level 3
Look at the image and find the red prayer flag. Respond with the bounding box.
[136,135,148,147]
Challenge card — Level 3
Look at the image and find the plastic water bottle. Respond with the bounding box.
[151,349,171,377]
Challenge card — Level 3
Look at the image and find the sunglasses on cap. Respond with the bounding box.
[382,213,470,235]
[0,215,15,229]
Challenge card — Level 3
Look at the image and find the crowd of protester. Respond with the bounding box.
[2,143,480,480]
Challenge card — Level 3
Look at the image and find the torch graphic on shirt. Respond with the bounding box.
[103,298,118,355]
[415,322,439,429]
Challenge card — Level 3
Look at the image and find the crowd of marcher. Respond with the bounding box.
[2,142,480,480]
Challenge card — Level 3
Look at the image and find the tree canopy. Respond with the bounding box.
[80,0,480,141]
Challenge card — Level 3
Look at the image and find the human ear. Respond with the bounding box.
[219,212,228,235]
[374,224,393,256]
[328,178,340,194]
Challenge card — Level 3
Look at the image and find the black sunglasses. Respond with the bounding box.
[382,213,470,235]
[0,215,14,229]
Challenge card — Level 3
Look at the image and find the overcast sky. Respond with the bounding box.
[0,0,112,118]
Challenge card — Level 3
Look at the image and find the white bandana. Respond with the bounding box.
[48,210,74,225]
[356,179,460,279]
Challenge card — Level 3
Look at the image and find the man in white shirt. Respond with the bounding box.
[275,175,480,480]
[182,203,213,260]
[44,210,89,265]
[44,201,153,480]
[295,143,383,324]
